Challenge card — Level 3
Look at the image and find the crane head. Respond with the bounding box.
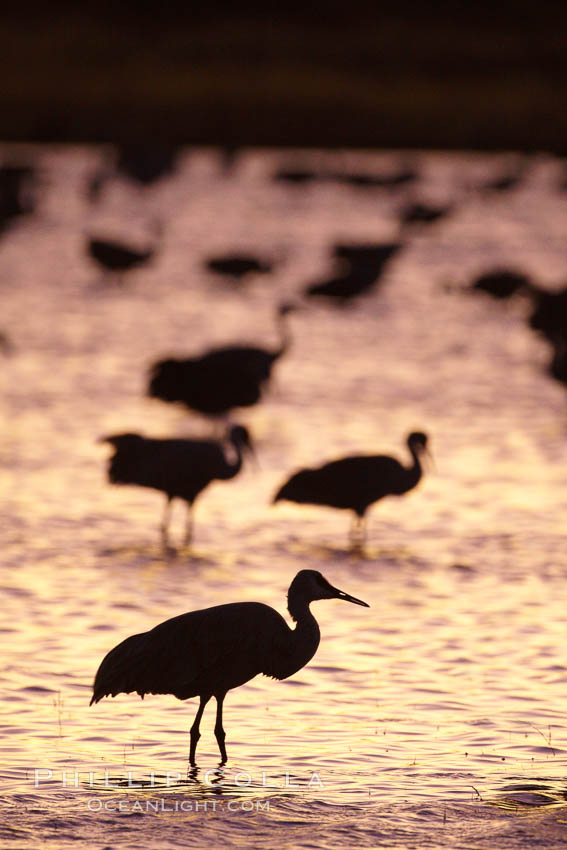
[97,432,143,448]
[407,431,433,470]
[228,424,252,449]
[407,431,428,452]
[227,424,257,467]
[289,570,369,607]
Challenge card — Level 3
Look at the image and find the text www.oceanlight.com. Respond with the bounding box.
[87,799,270,813]
[33,768,324,813]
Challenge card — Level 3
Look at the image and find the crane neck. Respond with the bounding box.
[405,445,423,489]
[286,594,321,671]
[288,592,314,624]
[218,437,245,480]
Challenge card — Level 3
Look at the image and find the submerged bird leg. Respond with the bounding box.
[189,695,210,766]
[183,504,193,547]
[214,693,228,765]
[211,417,229,440]
[160,496,173,548]
[349,514,366,549]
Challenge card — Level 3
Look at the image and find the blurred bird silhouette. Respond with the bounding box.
[273,163,418,189]
[304,243,401,303]
[548,334,567,387]
[204,254,274,281]
[0,164,37,236]
[100,424,253,548]
[399,201,451,228]
[274,432,429,546]
[148,304,296,417]
[115,144,179,185]
[469,269,534,300]
[478,159,527,193]
[90,569,369,765]
[527,286,567,389]
[87,145,179,202]
[87,222,161,282]
[273,167,320,184]
[529,286,567,342]
[337,165,418,190]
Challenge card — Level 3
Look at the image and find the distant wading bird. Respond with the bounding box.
[90,569,369,765]
[337,165,418,189]
[204,253,274,281]
[100,425,253,547]
[115,144,179,185]
[148,304,296,418]
[478,159,527,193]
[87,145,179,202]
[468,269,534,300]
[87,221,162,282]
[399,201,452,228]
[0,164,37,236]
[304,243,400,303]
[274,432,429,546]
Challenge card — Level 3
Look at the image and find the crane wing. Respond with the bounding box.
[90,602,294,704]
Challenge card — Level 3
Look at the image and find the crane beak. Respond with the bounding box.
[423,446,435,473]
[333,587,370,607]
[245,442,260,470]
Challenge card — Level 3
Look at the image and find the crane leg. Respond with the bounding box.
[349,515,366,549]
[183,504,193,547]
[359,516,367,546]
[189,695,210,766]
[160,496,173,548]
[214,693,228,765]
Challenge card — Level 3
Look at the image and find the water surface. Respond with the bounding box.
[1,146,567,848]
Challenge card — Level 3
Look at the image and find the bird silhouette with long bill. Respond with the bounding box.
[273,431,430,548]
[148,303,297,418]
[90,569,369,765]
[100,424,254,549]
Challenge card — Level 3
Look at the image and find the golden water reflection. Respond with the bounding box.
[2,147,567,847]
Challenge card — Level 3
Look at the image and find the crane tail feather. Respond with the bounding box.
[90,632,150,704]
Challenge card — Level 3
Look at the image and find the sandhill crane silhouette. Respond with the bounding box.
[529,286,567,342]
[100,424,253,548]
[115,144,179,185]
[274,432,429,546]
[0,164,37,236]
[86,224,161,281]
[548,334,567,387]
[86,220,162,281]
[87,238,154,274]
[479,160,527,193]
[527,286,567,389]
[274,167,320,184]
[148,304,296,417]
[337,164,418,189]
[399,202,451,228]
[304,243,400,303]
[469,269,534,300]
[87,146,179,202]
[204,254,273,281]
[90,569,369,765]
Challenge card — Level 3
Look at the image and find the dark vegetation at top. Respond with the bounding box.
[1,2,567,149]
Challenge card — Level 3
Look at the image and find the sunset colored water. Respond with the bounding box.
[2,146,567,848]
